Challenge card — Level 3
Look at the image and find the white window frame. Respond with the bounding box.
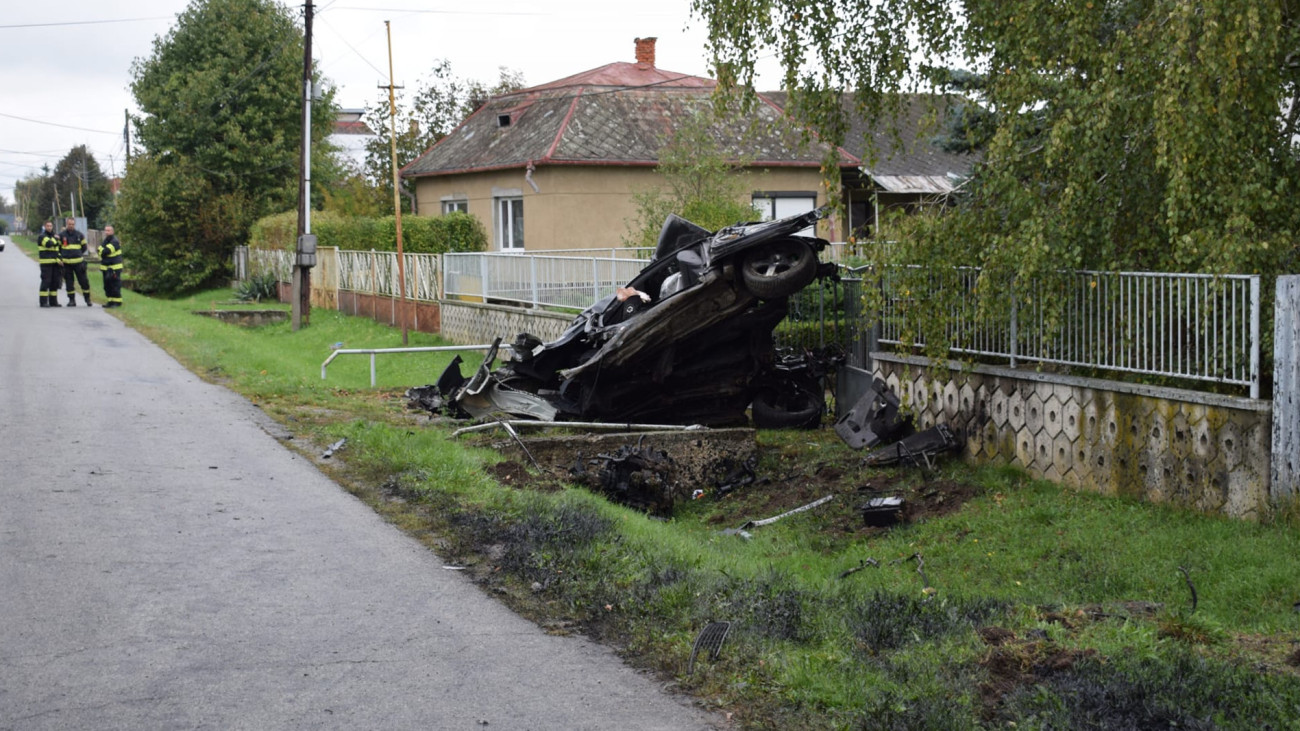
[441,198,468,214]
[495,196,524,251]
[752,192,817,235]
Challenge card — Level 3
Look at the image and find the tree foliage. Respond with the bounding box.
[118,0,336,294]
[12,148,113,229]
[694,0,1300,277]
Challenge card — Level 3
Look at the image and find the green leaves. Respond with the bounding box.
[122,0,333,295]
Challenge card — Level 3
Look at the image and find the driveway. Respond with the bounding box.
[0,245,720,730]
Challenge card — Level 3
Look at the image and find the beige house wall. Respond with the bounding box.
[411,165,829,252]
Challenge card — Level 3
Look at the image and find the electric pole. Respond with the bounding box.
[292,1,316,331]
[384,20,409,345]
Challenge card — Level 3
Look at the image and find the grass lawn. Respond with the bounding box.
[95,275,1300,729]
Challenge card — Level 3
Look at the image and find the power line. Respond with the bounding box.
[0,16,171,29]
[0,112,119,135]
[327,7,545,15]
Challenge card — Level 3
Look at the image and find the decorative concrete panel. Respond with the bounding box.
[439,300,572,346]
[870,354,1273,520]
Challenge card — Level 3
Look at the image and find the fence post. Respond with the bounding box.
[531,255,539,307]
[480,253,490,303]
[592,259,599,303]
[1009,282,1019,369]
[1272,275,1300,505]
[1250,275,1261,400]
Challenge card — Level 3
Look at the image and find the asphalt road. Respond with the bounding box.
[0,245,720,730]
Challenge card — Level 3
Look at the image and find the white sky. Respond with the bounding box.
[0,0,784,211]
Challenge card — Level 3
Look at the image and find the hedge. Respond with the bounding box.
[248,210,487,254]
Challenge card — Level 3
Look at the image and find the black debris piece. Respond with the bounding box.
[570,443,677,515]
[860,495,905,527]
[688,621,733,674]
[862,424,961,468]
[834,377,910,449]
[712,454,759,494]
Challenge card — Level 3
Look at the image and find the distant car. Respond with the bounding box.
[433,207,839,427]
[0,235,10,252]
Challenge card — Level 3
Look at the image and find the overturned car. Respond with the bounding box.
[433,207,838,427]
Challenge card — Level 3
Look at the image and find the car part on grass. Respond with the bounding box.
[687,621,733,674]
[862,424,960,469]
[835,377,910,448]
[712,454,759,494]
[451,420,708,438]
[570,442,677,515]
[419,207,834,428]
[322,438,347,459]
[860,495,905,527]
[838,557,880,579]
[739,494,835,530]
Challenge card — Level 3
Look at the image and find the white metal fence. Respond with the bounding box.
[867,268,1262,397]
[444,252,646,310]
[236,245,1264,397]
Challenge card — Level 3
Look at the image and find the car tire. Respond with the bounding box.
[740,240,817,299]
[751,385,824,429]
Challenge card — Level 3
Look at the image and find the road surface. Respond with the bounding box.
[0,244,719,730]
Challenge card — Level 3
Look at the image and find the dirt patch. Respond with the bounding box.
[977,636,1098,720]
[484,461,563,492]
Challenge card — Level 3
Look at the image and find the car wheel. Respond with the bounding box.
[751,385,824,429]
[740,240,817,299]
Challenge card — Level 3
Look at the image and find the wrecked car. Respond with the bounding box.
[436,207,838,426]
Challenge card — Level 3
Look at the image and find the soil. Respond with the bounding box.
[478,426,984,537]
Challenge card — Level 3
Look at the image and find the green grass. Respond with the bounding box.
[112,283,1300,730]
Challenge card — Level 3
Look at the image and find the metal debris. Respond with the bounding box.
[322,438,347,458]
[862,424,960,469]
[838,557,880,579]
[688,621,733,674]
[739,494,835,530]
[835,377,909,448]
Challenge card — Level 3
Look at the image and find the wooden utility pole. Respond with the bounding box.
[384,20,409,345]
[292,1,316,331]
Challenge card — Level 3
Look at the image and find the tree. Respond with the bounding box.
[693,0,1300,277]
[362,62,523,213]
[118,0,336,294]
[50,146,112,227]
[623,106,762,248]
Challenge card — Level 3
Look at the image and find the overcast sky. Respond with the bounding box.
[0,0,784,214]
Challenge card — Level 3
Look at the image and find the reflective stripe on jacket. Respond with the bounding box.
[98,237,124,271]
[59,229,87,264]
[37,233,61,264]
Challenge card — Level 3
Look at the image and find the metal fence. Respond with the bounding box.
[444,252,646,310]
[867,268,1262,398]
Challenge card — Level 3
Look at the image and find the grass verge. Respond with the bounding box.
[112,282,1300,729]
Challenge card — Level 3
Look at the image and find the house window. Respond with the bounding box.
[752,192,817,235]
[441,198,468,214]
[496,196,524,251]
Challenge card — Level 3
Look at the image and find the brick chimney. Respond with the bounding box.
[635,37,657,67]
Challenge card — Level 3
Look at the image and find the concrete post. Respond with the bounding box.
[1272,275,1300,503]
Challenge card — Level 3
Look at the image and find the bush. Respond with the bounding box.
[248,210,487,254]
[233,271,280,302]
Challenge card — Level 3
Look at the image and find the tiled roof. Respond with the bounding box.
[402,64,972,187]
[402,65,841,178]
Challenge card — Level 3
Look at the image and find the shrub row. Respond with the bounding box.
[248,210,487,254]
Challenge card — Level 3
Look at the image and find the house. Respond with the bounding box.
[401,38,974,251]
[330,108,377,172]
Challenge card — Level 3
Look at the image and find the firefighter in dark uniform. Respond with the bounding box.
[59,217,92,307]
[37,221,63,307]
[98,225,125,308]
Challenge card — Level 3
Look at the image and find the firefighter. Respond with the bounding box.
[59,217,92,306]
[37,221,63,307]
[98,225,124,308]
